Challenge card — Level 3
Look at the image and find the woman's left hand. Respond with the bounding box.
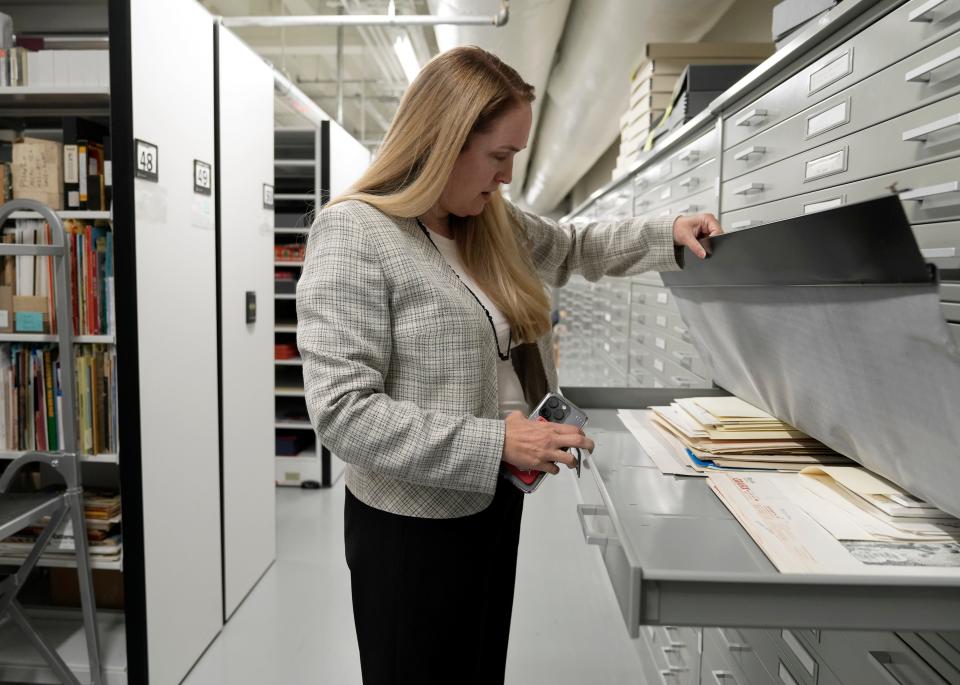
[673,213,724,260]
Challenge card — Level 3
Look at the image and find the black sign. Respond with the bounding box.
[194,160,212,195]
[263,183,275,209]
[134,139,158,182]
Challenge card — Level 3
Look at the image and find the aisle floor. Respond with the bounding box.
[183,468,645,684]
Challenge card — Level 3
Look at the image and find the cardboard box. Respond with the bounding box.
[50,568,125,610]
[12,137,63,210]
[0,286,12,333]
[14,295,50,333]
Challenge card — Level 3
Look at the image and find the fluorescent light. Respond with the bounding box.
[393,32,420,84]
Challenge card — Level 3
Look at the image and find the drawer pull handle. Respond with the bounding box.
[867,651,909,685]
[909,0,949,22]
[712,671,739,685]
[672,350,693,366]
[671,376,694,388]
[663,625,685,647]
[733,145,766,161]
[902,112,960,142]
[661,647,688,672]
[678,176,700,190]
[677,204,700,215]
[678,149,700,164]
[730,219,763,230]
[905,45,960,82]
[659,670,681,685]
[576,504,615,546]
[900,180,960,202]
[735,107,768,127]
[922,247,958,258]
[733,182,766,195]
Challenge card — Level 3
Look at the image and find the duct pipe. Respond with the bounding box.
[272,66,329,128]
[522,0,735,213]
[222,3,508,28]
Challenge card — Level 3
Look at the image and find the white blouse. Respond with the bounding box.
[425,228,530,419]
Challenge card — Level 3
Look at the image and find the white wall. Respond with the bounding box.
[129,0,223,681]
[216,24,277,619]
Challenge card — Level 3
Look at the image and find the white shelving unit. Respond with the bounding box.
[273,126,323,487]
[0,333,115,343]
[0,451,119,464]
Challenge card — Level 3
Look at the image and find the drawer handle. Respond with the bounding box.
[909,0,950,22]
[867,651,909,685]
[662,647,689,672]
[672,351,693,367]
[576,504,615,546]
[677,204,700,215]
[659,670,681,685]
[678,176,700,190]
[900,180,960,202]
[905,45,960,82]
[733,182,766,195]
[663,625,685,647]
[730,219,763,230]
[673,326,692,342]
[712,671,739,685]
[734,107,768,127]
[733,145,767,162]
[902,112,960,142]
[678,149,700,164]
[671,376,694,388]
[718,628,750,652]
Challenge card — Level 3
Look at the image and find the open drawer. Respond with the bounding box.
[564,388,960,639]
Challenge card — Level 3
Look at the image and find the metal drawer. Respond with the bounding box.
[944,301,960,320]
[667,126,720,182]
[723,0,960,152]
[632,283,674,311]
[943,282,960,300]
[724,29,960,182]
[818,630,949,685]
[637,350,709,389]
[703,628,765,685]
[898,632,960,682]
[669,185,721,220]
[914,221,960,268]
[738,629,819,685]
[720,156,960,229]
[715,628,778,685]
[667,158,720,208]
[633,322,709,378]
[635,179,678,217]
[722,91,960,212]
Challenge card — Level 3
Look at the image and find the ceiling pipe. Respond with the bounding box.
[221,2,509,28]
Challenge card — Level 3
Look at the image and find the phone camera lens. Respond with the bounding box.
[546,397,560,409]
[551,408,565,421]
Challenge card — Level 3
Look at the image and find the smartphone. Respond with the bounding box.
[501,392,589,494]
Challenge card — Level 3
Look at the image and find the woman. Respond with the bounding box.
[297,46,722,684]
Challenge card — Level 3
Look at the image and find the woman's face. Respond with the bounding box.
[440,102,533,217]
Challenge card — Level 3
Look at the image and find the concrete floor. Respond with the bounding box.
[182,469,645,684]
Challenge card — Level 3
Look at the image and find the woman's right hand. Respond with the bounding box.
[502,411,595,474]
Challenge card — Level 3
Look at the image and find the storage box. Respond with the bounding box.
[13,295,50,333]
[12,137,64,210]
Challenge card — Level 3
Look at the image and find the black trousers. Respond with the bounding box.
[344,477,524,685]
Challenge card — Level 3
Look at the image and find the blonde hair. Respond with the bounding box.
[328,46,551,343]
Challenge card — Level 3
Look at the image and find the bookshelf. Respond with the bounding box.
[273,126,323,487]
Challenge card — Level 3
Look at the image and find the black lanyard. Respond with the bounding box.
[416,217,512,361]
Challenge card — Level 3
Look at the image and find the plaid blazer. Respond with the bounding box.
[297,199,682,518]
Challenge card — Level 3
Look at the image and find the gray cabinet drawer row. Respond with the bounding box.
[724,28,960,182]
[636,158,721,218]
[635,127,720,194]
[724,0,960,152]
[701,627,960,685]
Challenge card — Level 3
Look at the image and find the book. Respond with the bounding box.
[11,137,63,210]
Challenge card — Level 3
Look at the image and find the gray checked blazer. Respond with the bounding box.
[297,199,682,518]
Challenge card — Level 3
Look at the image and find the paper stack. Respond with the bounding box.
[647,395,852,472]
[614,42,774,180]
[708,468,960,575]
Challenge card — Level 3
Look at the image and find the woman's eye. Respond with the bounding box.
[493,154,508,161]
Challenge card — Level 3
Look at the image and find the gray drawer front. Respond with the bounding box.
[723,0,960,152]
[944,302,960,321]
[635,178,676,216]
[942,282,960,301]
[633,345,709,389]
[667,158,719,209]
[646,625,700,684]
[631,283,675,310]
[817,630,949,685]
[722,91,960,212]
[739,629,818,685]
[668,126,720,181]
[670,183,720,219]
[714,628,778,685]
[720,156,960,229]
[724,29,960,181]
[950,322,960,346]
[703,628,764,685]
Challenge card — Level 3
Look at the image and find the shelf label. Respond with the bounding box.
[64,145,79,184]
[135,139,159,182]
[804,196,845,214]
[656,292,668,304]
[263,183,275,209]
[655,337,666,350]
[656,315,667,327]
[194,160,212,195]
[804,148,847,182]
[806,100,849,138]
[809,48,852,94]
[654,358,665,372]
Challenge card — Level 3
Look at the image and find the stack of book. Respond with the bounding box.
[615,42,774,179]
[649,395,852,471]
[0,46,110,88]
[0,343,118,456]
[0,491,122,564]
